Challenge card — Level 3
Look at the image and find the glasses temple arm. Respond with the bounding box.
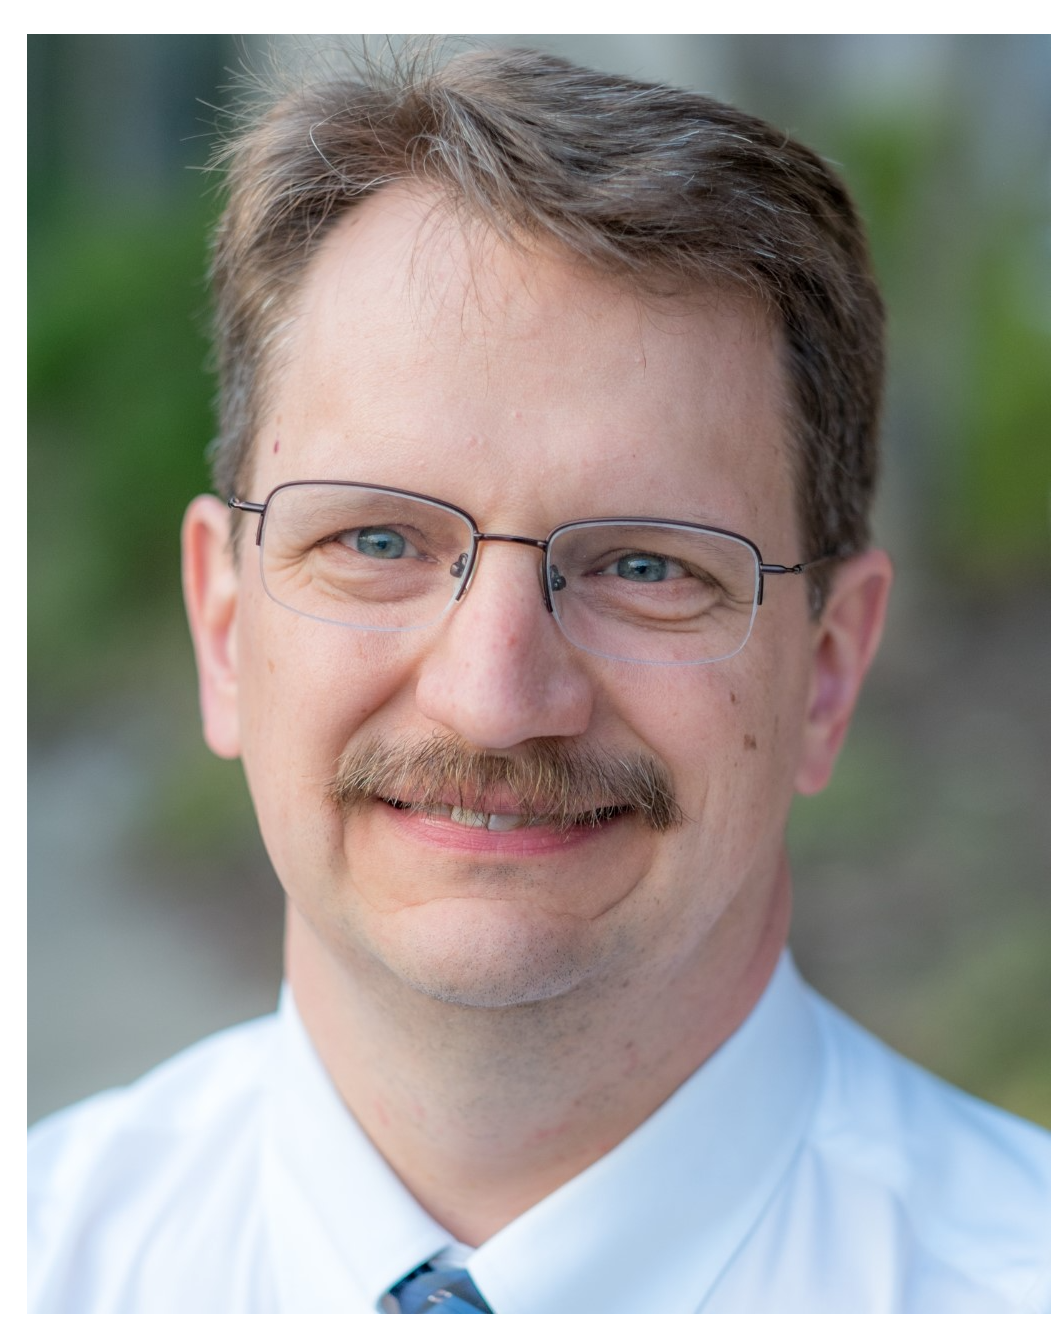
[227,496,267,545]
[757,552,837,605]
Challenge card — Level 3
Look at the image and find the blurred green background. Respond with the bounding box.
[28,36,1049,1127]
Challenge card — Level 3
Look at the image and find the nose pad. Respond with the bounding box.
[450,546,484,607]
[450,550,471,592]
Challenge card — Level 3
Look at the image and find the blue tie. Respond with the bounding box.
[389,1263,493,1314]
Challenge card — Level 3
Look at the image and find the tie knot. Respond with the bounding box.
[388,1263,493,1314]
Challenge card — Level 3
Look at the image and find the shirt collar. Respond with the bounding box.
[261,988,452,1312]
[262,952,822,1314]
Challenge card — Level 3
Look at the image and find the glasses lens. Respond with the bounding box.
[259,484,475,631]
[546,522,760,663]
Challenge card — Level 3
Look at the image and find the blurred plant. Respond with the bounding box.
[29,203,217,718]
[829,104,1048,584]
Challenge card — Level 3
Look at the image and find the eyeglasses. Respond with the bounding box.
[229,481,832,666]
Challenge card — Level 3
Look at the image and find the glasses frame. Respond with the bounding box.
[229,480,834,664]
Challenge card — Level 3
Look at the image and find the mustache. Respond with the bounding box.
[327,734,682,833]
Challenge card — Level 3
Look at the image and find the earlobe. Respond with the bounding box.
[794,549,893,796]
[182,495,242,759]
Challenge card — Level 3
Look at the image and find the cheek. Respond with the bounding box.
[232,607,420,860]
[238,606,413,741]
[637,656,807,852]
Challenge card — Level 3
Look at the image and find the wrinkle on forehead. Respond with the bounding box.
[306,180,779,378]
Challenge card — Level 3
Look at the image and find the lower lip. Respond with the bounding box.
[374,799,629,856]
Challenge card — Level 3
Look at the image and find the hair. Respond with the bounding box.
[209,44,884,594]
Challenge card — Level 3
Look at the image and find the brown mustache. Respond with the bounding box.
[328,734,682,833]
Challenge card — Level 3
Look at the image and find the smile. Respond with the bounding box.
[382,798,629,832]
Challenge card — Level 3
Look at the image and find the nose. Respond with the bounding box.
[414,540,594,751]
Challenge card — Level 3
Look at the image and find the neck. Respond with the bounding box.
[285,861,790,1246]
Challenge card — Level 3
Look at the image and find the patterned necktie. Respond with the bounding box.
[389,1262,493,1314]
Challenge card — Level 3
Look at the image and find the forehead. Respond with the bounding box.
[256,184,796,537]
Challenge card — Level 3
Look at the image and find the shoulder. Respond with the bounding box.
[807,991,1050,1311]
[29,1013,278,1312]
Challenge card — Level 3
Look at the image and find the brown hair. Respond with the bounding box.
[209,45,884,583]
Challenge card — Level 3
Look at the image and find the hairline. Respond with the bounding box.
[227,192,807,587]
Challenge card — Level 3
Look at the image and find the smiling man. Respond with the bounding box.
[29,48,1049,1313]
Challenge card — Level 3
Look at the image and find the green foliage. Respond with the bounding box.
[949,237,1049,578]
[828,107,1049,584]
[29,200,218,714]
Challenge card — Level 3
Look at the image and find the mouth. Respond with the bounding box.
[329,734,682,835]
[381,797,631,834]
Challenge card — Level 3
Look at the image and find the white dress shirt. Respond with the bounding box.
[28,953,1049,1313]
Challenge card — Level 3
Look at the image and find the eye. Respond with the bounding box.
[338,526,413,559]
[602,552,687,582]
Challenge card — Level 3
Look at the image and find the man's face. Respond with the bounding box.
[188,185,848,1011]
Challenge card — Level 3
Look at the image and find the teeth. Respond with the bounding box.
[409,801,622,831]
[426,804,531,832]
[486,813,525,832]
[448,806,491,829]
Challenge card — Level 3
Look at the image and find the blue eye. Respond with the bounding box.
[354,527,407,559]
[614,553,674,582]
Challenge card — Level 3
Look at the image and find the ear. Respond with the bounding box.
[182,495,242,759]
[794,549,892,796]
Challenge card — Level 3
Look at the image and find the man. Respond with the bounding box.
[29,47,1048,1313]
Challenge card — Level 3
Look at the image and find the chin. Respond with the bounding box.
[368,899,607,1009]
